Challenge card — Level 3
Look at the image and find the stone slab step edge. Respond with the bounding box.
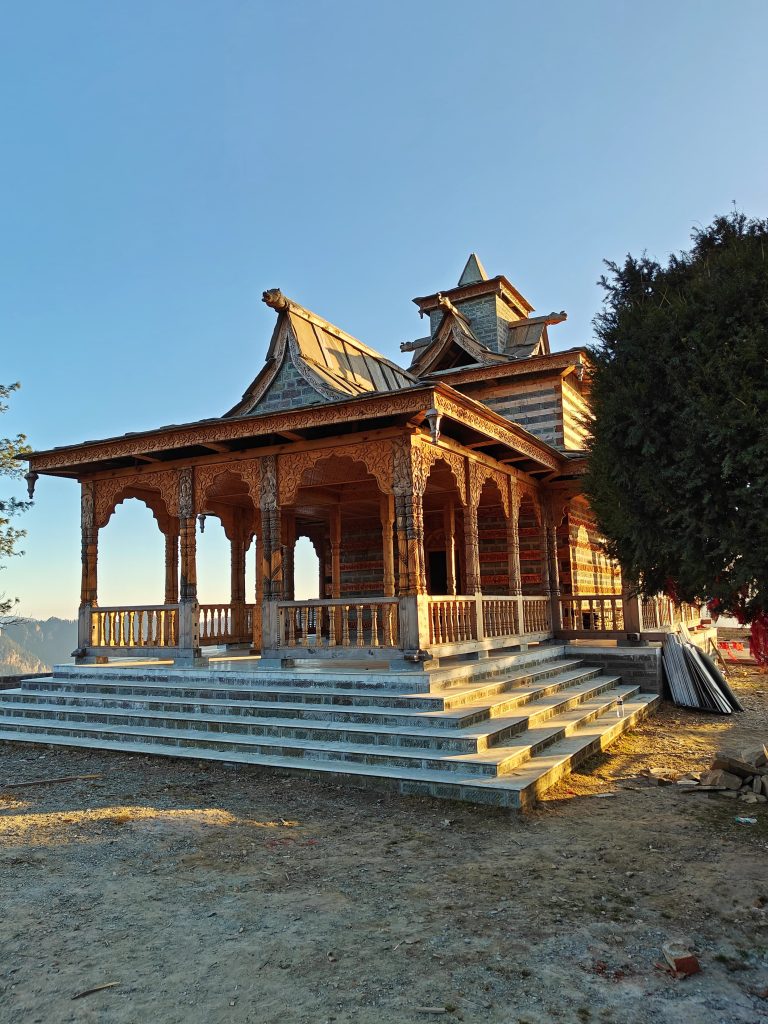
[19,657,587,714]
[0,684,638,778]
[0,693,659,808]
[2,663,601,730]
[45,643,568,693]
[0,675,624,756]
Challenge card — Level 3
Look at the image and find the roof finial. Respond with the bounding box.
[262,288,289,311]
[457,253,489,286]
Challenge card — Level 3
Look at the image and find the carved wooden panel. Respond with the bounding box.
[278,441,394,505]
[468,462,510,517]
[416,442,467,505]
[81,481,95,534]
[94,469,179,529]
[195,460,260,512]
[259,455,278,512]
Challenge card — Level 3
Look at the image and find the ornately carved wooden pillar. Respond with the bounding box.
[259,455,283,658]
[538,505,550,596]
[463,503,481,595]
[330,505,341,599]
[259,456,282,601]
[380,493,395,598]
[507,480,522,596]
[164,524,179,605]
[177,466,200,658]
[282,512,296,602]
[78,480,98,652]
[252,532,263,651]
[544,503,563,631]
[395,490,426,595]
[443,500,456,596]
[80,480,98,607]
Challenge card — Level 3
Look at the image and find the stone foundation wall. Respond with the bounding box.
[567,644,663,693]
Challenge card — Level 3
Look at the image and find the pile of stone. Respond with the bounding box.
[681,745,768,804]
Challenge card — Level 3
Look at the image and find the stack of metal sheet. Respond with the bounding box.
[662,631,744,714]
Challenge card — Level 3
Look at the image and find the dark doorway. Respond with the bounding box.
[428,550,448,595]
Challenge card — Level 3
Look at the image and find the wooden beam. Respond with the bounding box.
[465,440,498,450]
[201,442,231,453]
[277,431,304,442]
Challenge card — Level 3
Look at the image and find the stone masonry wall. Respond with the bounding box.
[252,356,325,414]
[340,519,384,597]
[479,507,509,595]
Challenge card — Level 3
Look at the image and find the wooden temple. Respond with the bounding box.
[24,254,668,670]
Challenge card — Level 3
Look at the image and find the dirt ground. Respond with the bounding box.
[1,667,767,1024]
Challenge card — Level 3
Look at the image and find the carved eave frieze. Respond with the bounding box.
[26,389,440,475]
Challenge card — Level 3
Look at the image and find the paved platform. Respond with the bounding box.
[0,645,659,808]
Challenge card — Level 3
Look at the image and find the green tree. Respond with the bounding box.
[0,383,32,616]
[585,211,768,621]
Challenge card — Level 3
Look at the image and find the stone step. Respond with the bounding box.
[3,662,600,730]
[494,693,662,807]
[0,673,621,754]
[0,692,660,807]
[0,682,636,778]
[19,657,586,714]
[46,644,569,694]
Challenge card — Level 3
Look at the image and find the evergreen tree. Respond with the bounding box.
[0,383,32,616]
[585,211,768,621]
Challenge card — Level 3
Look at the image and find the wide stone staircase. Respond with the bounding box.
[0,645,659,808]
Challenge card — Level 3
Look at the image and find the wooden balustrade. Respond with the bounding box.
[639,595,699,632]
[640,595,673,631]
[278,599,398,650]
[90,605,179,648]
[199,603,255,645]
[482,597,520,639]
[522,595,552,634]
[428,597,476,645]
[560,594,623,633]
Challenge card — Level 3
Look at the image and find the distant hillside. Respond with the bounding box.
[0,617,77,676]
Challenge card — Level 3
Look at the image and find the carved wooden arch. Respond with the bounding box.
[278,442,393,506]
[469,462,510,518]
[94,470,178,531]
[295,527,324,562]
[419,444,467,505]
[195,460,260,513]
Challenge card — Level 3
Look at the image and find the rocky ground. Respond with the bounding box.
[1,665,767,1024]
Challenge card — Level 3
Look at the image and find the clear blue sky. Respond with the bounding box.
[2,0,767,619]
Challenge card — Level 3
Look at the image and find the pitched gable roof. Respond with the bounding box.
[506,312,567,359]
[225,290,416,417]
[404,293,505,375]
